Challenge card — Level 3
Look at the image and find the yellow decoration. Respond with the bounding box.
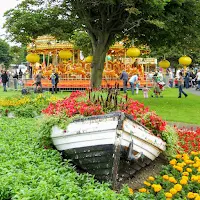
[179,55,192,66]
[58,50,73,59]
[159,59,170,69]
[126,47,141,57]
[85,56,93,63]
[26,53,40,63]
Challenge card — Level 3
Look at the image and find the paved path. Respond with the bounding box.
[187,87,200,96]
[167,121,199,129]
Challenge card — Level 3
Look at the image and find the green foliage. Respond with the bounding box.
[38,115,81,148]
[10,45,27,64]
[161,125,181,158]
[0,117,130,200]
[71,31,92,57]
[0,39,12,67]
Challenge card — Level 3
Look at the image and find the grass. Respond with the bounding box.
[0,86,199,125]
[127,87,200,125]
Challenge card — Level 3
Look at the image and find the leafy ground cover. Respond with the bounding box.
[0,117,131,200]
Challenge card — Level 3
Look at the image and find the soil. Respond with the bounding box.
[116,155,168,191]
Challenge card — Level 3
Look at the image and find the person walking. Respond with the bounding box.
[1,70,8,92]
[178,72,188,98]
[129,74,139,95]
[120,70,128,93]
[196,69,200,90]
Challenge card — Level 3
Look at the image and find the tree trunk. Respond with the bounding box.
[90,34,112,88]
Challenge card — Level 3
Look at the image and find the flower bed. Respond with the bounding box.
[0,93,58,118]
[177,128,200,153]
[135,152,200,200]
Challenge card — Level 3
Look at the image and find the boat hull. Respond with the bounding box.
[51,112,166,186]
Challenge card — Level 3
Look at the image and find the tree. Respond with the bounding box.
[4,0,200,87]
[10,45,27,65]
[0,39,12,68]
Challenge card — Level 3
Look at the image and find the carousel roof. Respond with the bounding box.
[27,35,150,55]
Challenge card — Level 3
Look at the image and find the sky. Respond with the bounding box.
[0,0,22,43]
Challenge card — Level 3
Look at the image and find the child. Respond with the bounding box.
[142,85,150,98]
[135,80,140,94]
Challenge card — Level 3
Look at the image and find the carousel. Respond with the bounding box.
[25,35,156,89]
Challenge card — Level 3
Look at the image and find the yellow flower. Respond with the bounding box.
[169,177,177,183]
[165,192,173,198]
[128,187,134,195]
[191,151,198,155]
[139,188,147,193]
[176,154,182,159]
[170,188,177,195]
[148,176,155,181]
[143,181,151,186]
[170,159,177,165]
[163,175,169,180]
[182,176,189,180]
[154,185,162,192]
[195,195,200,200]
[180,179,187,185]
[174,184,182,191]
[182,171,189,176]
[188,192,195,199]
[191,175,198,181]
[186,168,192,173]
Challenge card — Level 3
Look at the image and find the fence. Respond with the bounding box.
[2,77,153,92]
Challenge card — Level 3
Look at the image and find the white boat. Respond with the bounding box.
[51,112,166,188]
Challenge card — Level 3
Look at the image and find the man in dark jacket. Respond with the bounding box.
[54,72,59,93]
[120,70,128,93]
[1,71,8,92]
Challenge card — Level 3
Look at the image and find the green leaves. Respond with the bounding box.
[0,117,129,199]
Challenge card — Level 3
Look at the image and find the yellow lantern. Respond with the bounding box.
[159,59,170,69]
[85,56,93,63]
[126,47,140,57]
[178,55,192,66]
[26,53,40,63]
[58,50,73,59]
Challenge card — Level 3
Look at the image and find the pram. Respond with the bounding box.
[151,81,165,98]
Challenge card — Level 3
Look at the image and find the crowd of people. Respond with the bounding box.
[0,68,59,94]
[120,67,200,98]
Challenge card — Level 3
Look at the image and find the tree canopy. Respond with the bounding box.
[4,0,200,86]
[0,39,12,68]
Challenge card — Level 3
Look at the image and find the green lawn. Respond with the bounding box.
[127,87,200,125]
[0,86,199,125]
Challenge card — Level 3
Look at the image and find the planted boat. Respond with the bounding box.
[51,112,166,188]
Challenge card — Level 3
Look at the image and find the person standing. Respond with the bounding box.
[178,72,188,98]
[1,70,8,92]
[13,71,18,90]
[34,71,43,92]
[184,69,190,89]
[168,69,174,88]
[120,70,128,93]
[129,74,139,95]
[54,71,59,93]
[142,85,150,98]
[196,69,200,90]
[50,70,56,94]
